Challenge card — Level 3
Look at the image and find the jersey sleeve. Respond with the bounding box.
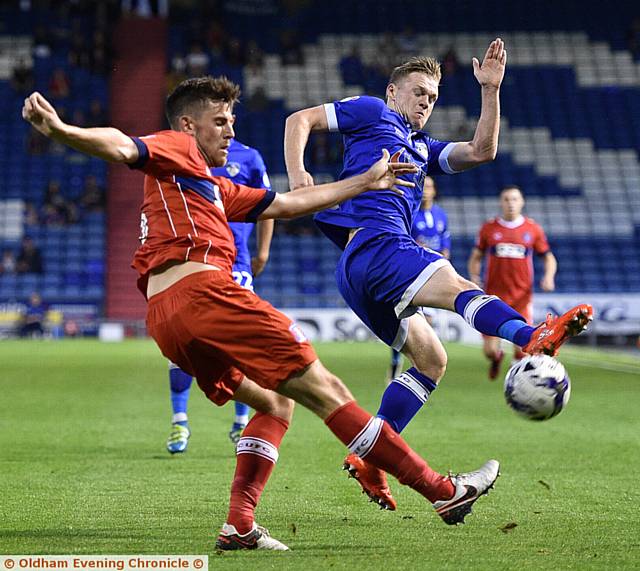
[128,130,203,178]
[533,222,550,255]
[425,136,460,175]
[475,222,489,251]
[217,177,276,223]
[323,95,386,134]
[250,149,272,191]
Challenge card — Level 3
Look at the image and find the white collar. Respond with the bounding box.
[497,215,524,229]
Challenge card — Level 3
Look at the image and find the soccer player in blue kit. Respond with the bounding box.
[285,39,592,510]
[387,175,449,382]
[166,138,274,454]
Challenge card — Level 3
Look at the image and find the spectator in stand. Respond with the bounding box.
[340,45,366,87]
[16,237,43,274]
[246,86,269,113]
[79,175,106,213]
[49,68,70,99]
[87,99,108,127]
[627,17,640,60]
[90,30,113,75]
[206,21,227,63]
[398,25,419,57]
[245,40,265,69]
[68,26,91,70]
[167,56,188,95]
[27,128,51,155]
[24,202,40,227]
[225,38,246,67]
[19,292,47,338]
[42,181,78,225]
[0,250,17,275]
[185,42,210,76]
[376,32,400,75]
[441,47,460,77]
[11,58,34,94]
[279,30,304,66]
[33,25,52,58]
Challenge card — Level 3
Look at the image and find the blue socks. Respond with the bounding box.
[454,289,535,345]
[390,349,402,368]
[234,401,250,428]
[377,367,438,433]
[169,365,193,425]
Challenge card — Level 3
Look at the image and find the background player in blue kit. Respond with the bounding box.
[388,175,449,381]
[166,138,274,454]
[285,40,592,509]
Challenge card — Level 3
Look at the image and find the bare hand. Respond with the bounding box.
[251,255,268,277]
[22,92,64,137]
[366,149,418,195]
[289,170,315,190]
[473,38,507,89]
[540,275,555,292]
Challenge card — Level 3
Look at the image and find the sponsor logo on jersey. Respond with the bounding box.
[495,242,527,259]
[289,323,308,343]
[226,162,241,177]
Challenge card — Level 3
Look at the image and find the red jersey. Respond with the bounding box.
[128,131,274,294]
[476,216,549,301]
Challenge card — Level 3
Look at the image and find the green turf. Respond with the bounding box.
[1,340,639,570]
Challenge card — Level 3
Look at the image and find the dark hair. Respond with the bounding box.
[500,184,523,196]
[389,56,441,85]
[166,76,241,129]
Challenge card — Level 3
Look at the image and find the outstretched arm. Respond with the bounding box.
[22,92,138,164]
[468,247,484,287]
[447,39,507,172]
[260,150,416,220]
[284,105,328,190]
[540,252,557,292]
[251,219,274,276]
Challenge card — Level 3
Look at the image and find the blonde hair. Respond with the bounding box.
[389,56,441,85]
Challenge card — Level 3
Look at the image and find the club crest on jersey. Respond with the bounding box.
[523,232,532,243]
[415,142,429,160]
[226,162,241,177]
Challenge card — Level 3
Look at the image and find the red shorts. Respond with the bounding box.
[146,270,317,405]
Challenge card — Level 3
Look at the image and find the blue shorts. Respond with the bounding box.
[336,228,450,350]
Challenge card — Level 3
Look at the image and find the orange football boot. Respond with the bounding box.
[523,304,593,356]
[343,453,397,510]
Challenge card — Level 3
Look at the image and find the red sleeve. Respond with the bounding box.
[216,177,276,222]
[533,222,550,255]
[476,223,489,251]
[129,131,205,179]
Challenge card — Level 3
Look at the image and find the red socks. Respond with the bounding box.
[325,401,454,502]
[226,412,289,534]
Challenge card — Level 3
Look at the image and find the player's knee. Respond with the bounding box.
[410,341,447,381]
[414,353,447,381]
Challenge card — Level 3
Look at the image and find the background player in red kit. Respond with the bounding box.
[22,77,502,551]
[468,185,557,379]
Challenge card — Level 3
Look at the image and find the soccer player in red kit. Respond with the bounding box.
[468,185,558,379]
[22,78,502,550]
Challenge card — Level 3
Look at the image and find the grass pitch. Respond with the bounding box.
[1,340,639,570]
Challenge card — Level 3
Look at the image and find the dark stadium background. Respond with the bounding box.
[1,0,639,347]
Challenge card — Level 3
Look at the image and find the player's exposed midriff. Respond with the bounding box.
[147,261,222,298]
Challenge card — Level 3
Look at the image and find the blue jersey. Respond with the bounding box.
[210,139,271,288]
[314,95,458,249]
[411,204,450,254]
